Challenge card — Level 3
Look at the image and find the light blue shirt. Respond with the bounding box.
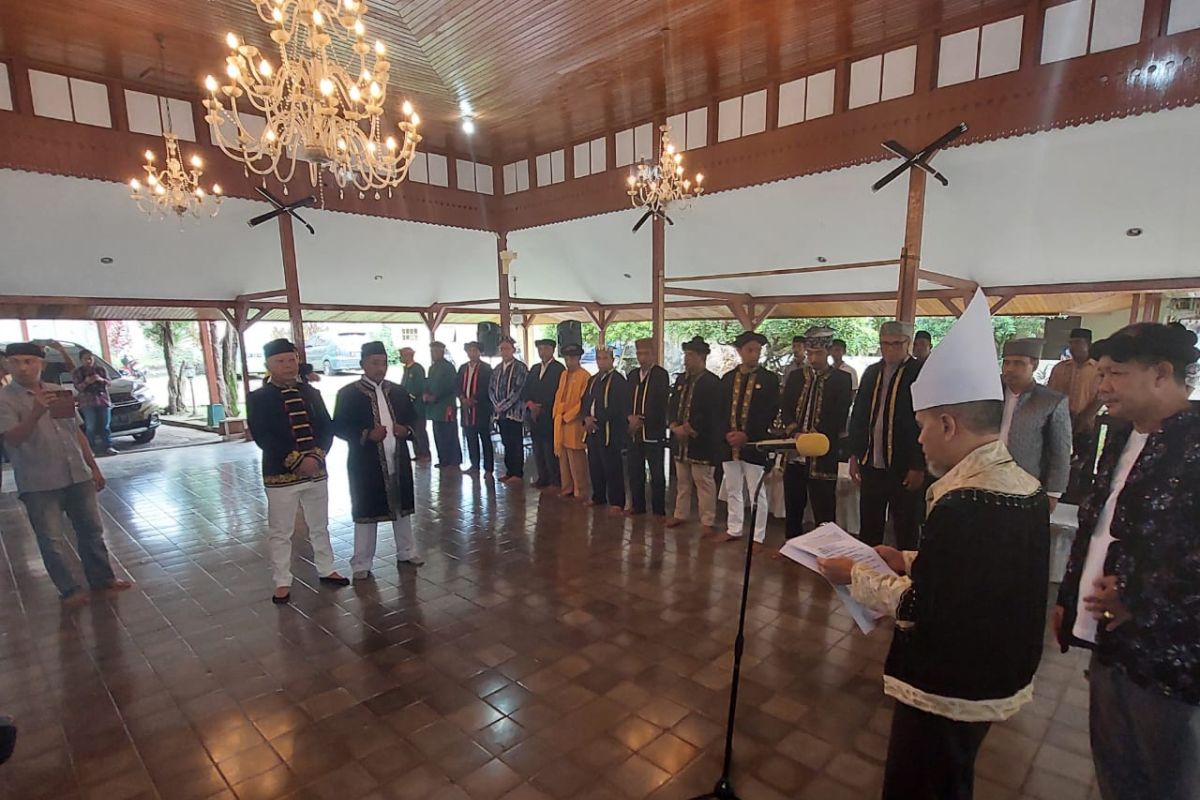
[0,382,92,494]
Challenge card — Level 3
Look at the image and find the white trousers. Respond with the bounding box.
[722,460,769,542]
[351,516,418,573]
[265,480,336,588]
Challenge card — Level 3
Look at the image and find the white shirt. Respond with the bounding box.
[1000,388,1020,445]
[364,377,396,472]
[1072,430,1149,644]
[837,362,859,392]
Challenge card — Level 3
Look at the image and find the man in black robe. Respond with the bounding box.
[626,337,670,516]
[522,338,564,489]
[247,338,348,604]
[582,347,628,513]
[333,341,424,582]
[780,326,853,538]
[458,341,494,476]
[719,331,781,544]
[666,337,722,534]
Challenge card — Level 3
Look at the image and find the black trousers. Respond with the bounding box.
[463,423,494,472]
[627,440,666,515]
[859,464,923,549]
[432,420,461,466]
[883,702,991,800]
[783,462,837,538]
[587,440,625,508]
[531,429,560,486]
[498,418,525,477]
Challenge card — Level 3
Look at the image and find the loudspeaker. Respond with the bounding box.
[476,322,502,357]
[557,320,583,350]
[1043,316,1082,359]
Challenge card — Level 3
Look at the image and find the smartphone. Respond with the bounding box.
[49,390,76,419]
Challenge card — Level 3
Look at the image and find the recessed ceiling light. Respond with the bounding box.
[99,256,114,264]
[461,118,476,135]
[622,273,632,279]
[816,256,828,263]
[373,274,383,281]
[1126,227,1143,237]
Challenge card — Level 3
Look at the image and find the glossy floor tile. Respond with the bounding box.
[0,441,1100,799]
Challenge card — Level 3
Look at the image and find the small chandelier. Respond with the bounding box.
[626,125,704,232]
[202,0,421,199]
[130,134,223,219]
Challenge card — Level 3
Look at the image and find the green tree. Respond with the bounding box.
[140,321,196,414]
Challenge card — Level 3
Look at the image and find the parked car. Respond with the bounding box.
[4,340,161,444]
[307,331,368,375]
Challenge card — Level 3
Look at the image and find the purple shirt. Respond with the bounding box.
[72,365,111,408]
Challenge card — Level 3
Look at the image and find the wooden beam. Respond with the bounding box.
[664,285,750,302]
[19,319,30,340]
[236,288,287,302]
[277,215,305,356]
[1143,292,1162,322]
[897,169,927,323]
[939,297,964,317]
[918,269,978,292]
[989,294,1017,315]
[498,234,514,335]
[96,321,112,363]
[1128,293,1142,324]
[750,303,777,329]
[651,215,666,365]
[197,320,221,410]
[247,307,273,328]
[666,258,899,284]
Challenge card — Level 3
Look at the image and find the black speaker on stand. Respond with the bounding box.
[477,322,502,357]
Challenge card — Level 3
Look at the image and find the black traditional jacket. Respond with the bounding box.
[581,368,628,449]
[246,380,333,487]
[718,365,781,467]
[780,366,853,479]
[848,357,925,474]
[522,359,565,437]
[626,364,670,445]
[667,369,721,465]
[332,378,417,523]
[457,361,493,428]
[1058,408,1200,705]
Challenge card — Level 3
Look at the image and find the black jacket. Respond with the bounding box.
[247,380,334,487]
[848,357,925,474]
[332,378,417,522]
[522,359,565,436]
[582,369,628,449]
[781,366,853,479]
[668,369,722,465]
[718,366,781,467]
[626,364,670,444]
[457,361,493,428]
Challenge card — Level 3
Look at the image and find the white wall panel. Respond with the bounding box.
[849,55,882,109]
[634,123,654,162]
[515,159,530,191]
[161,97,195,141]
[741,90,767,136]
[550,149,565,183]
[68,79,111,127]
[979,16,1025,77]
[686,107,708,150]
[427,153,449,187]
[666,112,686,145]
[1168,0,1200,33]
[29,70,72,121]
[590,137,606,173]
[125,90,162,135]
[718,96,742,141]
[475,163,493,195]
[881,46,917,101]
[1042,0,1092,63]
[806,69,836,119]
[409,152,428,183]
[1090,0,1144,52]
[573,142,591,178]
[503,162,518,194]
[456,158,476,191]
[778,77,806,127]
[508,211,652,305]
[938,28,980,87]
[615,128,634,167]
[535,152,552,186]
[0,64,12,111]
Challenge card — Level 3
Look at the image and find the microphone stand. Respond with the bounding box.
[691,447,783,800]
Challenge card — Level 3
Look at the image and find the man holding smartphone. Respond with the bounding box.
[0,342,132,606]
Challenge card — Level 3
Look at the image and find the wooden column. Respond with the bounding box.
[19,319,30,340]
[498,234,515,336]
[278,215,305,355]
[231,304,253,410]
[197,320,221,408]
[897,169,927,323]
[651,215,666,364]
[1143,292,1163,322]
[96,321,112,363]
[521,313,535,363]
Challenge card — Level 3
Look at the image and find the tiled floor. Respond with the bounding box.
[0,440,1101,800]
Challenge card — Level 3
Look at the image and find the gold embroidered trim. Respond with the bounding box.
[883,676,1034,723]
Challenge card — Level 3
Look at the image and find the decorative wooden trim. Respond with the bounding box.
[917,269,978,292]
[939,297,964,317]
[989,294,1017,315]
[666,258,899,284]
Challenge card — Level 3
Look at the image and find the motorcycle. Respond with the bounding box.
[120,355,147,381]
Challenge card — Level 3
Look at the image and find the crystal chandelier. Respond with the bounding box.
[202,0,422,199]
[626,125,704,232]
[130,134,224,219]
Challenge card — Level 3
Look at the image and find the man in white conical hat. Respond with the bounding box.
[819,290,1051,800]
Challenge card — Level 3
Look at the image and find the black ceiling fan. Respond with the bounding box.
[247,186,317,235]
[632,204,675,234]
[871,122,968,192]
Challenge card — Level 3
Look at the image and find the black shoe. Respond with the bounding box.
[271,592,290,605]
[319,575,350,587]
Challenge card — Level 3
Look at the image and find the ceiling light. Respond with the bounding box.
[816,256,828,263]
[100,257,114,265]
[1126,227,1143,237]
[462,117,476,135]
[459,99,473,116]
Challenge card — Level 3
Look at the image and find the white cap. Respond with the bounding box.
[910,288,1002,411]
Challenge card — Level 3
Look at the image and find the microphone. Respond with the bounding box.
[748,433,831,457]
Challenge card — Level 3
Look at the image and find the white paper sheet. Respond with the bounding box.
[779,522,898,634]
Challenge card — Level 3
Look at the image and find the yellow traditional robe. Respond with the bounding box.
[552,367,590,455]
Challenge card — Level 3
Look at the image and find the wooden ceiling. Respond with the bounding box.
[1,0,1028,159]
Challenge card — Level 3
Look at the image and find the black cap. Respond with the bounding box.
[430,340,446,348]
[534,338,556,348]
[263,338,296,359]
[682,336,710,356]
[361,340,388,358]
[732,331,768,348]
[1069,328,1093,341]
[464,341,481,350]
[499,336,516,346]
[1092,323,1199,366]
[914,330,932,343]
[4,342,45,358]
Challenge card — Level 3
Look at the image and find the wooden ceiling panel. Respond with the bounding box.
[1,0,1029,159]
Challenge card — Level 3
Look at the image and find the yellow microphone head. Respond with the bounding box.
[793,433,831,457]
